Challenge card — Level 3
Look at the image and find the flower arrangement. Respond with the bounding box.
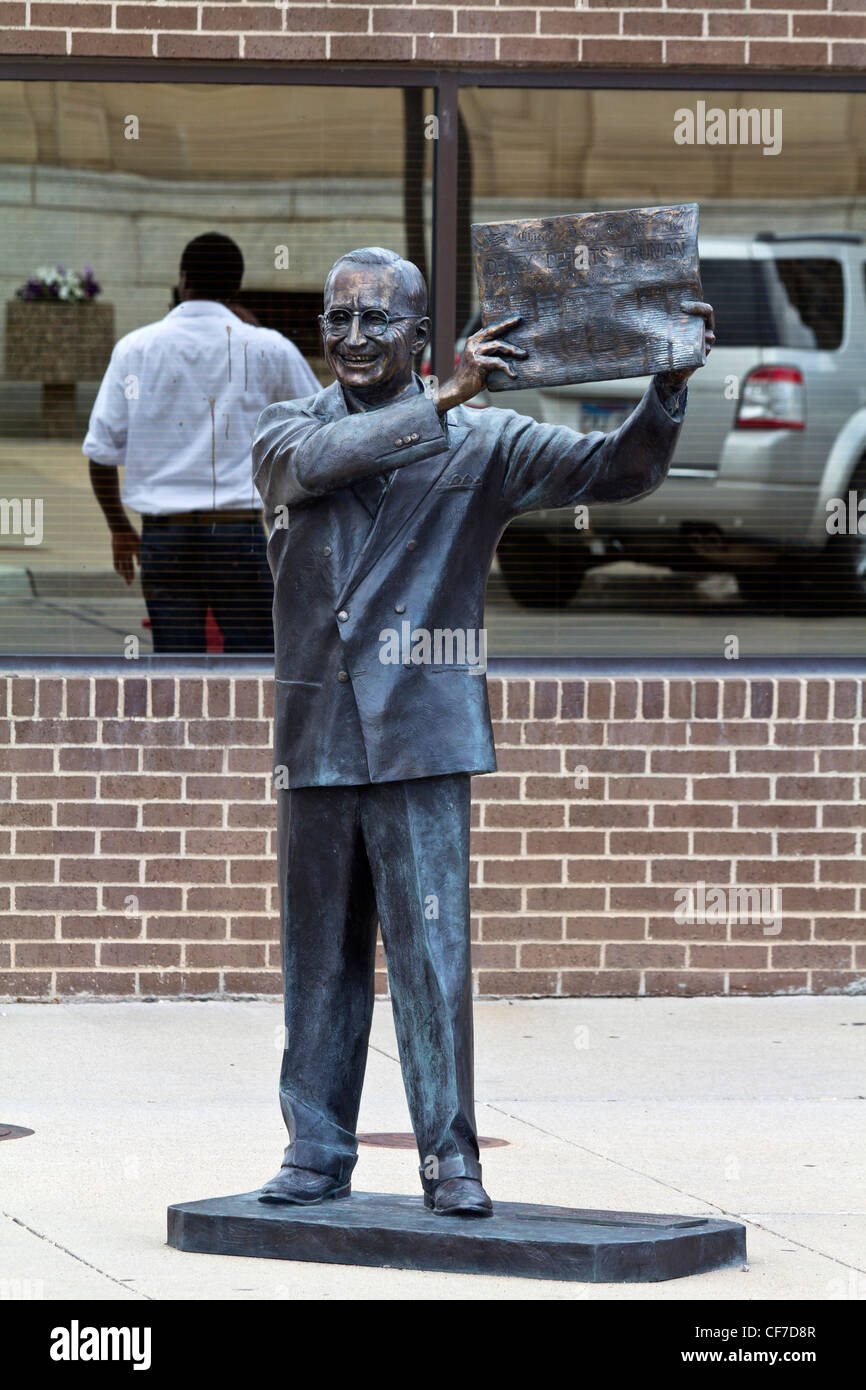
[15,265,102,303]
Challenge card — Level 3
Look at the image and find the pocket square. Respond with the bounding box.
[438,473,481,490]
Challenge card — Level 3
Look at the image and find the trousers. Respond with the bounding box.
[275,772,481,1192]
[140,518,274,654]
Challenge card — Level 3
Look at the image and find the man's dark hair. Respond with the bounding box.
[324,247,427,316]
[180,232,244,301]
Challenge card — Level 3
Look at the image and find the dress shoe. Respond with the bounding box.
[258,1163,350,1206]
[424,1177,493,1217]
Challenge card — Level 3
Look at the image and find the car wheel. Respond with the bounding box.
[821,458,866,611]
[496,529,589,609]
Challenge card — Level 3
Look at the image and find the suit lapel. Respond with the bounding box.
[339,419,472,603]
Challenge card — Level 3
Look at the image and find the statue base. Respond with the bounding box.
[167,1191,746,1283]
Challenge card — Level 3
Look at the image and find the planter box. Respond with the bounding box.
[4,300,115,383]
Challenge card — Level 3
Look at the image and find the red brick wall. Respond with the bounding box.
[1,671,863,1001]
[0,2,861,70]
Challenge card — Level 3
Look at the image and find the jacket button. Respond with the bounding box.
[337,610,349,622]
[394,603,406,614]
[407,540,417,551]
[337,671,349,683]
[323,545,332,556]
[394,438,403,447]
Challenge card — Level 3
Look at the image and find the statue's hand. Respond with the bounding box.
[433,315,527,412]
[657,300,716,391]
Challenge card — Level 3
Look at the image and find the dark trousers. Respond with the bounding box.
[140,519,274,654]
[276,774,481,1192]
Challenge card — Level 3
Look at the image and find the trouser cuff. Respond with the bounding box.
[282,1139,358,1186]
[419,1153,483,1193]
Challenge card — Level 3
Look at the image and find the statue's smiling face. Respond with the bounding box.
[320,265,429,400]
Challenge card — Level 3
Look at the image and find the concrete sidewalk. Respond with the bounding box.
[1,997,864,1301]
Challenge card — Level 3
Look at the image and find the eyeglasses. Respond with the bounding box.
[322,309,419,339]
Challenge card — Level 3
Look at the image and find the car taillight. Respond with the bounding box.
[735,366,805,430]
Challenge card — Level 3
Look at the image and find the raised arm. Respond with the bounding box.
[252,393,450,511]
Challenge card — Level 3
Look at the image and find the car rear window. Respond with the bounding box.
[700,257,844,350]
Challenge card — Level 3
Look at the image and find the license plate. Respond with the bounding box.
[578,401,631,434]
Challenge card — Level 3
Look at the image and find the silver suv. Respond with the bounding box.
[479,232,866,611]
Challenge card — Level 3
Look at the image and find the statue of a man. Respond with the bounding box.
[252,247,714,1216]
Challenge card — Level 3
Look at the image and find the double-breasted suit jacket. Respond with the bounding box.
[252,374,684,788]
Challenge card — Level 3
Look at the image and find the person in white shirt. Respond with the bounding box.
[83,231,320,652]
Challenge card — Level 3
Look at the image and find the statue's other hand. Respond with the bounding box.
[434,316,528,412]
[658,300,716,390]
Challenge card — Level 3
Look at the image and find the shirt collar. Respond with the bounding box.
[167,300,239,322]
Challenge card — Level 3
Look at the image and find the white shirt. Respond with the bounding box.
[82,299,320,514]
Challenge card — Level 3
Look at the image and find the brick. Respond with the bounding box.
[560,682,585,719]
[772,943,853,969]
[101,720,183,746]
[568,916,647,941]
[100,943,181,967]
[476,970,557,996]
[689,944,768,969]
[569,750,645,772]
[609,721,688,746]
[57,803,138,828]
[17,830,95,854]
[234,680,261,719]
[694,777,769,801]
[102,885,182,911]
[483,858,561,885]
[650,750,729,773]
[95,678,119,717]
[139,971,221,996]
[55,971,136,996]
[145,802,223,827]
[187,887,268,911]
[34,2,110,21]
[201,4,282,30]
[223,971,280,994]
[749,40,830,65]
[688,722,769,747]
[814,970,866,992]
[415,34,498,60]
[485,803,564,829]
[777,776,853,800]
[61,916,142,940]
[711,11,788,37]
[375,6,459,34]
[642,681,665,719]
[0,972,52,998]
[527,830,604,855]
[329,34,412,59]
[648,916,726,942]
[668,681,693,719]
[653,804,733,828]
[650,858,733,883]
[722,682,747,718]
[101,775,181,799]
[693,832,772,856]
[833,681,859,720]
[608,776,687,800]
[59,747,140,772]
[607,943,685,968]
[738,804,815,829]
[560,970,643,997]
[570,803,649,828]
[17,942,95,967]
[569,857,645,883]
[145,858,225,884]
[229,915,279,940]
[521,943,600,969]
[37,678,63,716]
[3,915,55,940]
[11,678,35,716]
[15,886,98,912]
[116,3,197,28]
[644,972,726,996]
[157,32,240,56]
[694,681,720,719]
[482,915,562,942]
[814,917,866,941]
[3,748,53,771]
[147,916,228,941]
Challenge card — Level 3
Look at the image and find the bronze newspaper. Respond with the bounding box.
[471,203,705,391]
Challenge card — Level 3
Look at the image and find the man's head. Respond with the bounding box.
[179,232,244,303]
[321,247,431,404]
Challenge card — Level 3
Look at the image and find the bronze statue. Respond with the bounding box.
[251,246,714,1217]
